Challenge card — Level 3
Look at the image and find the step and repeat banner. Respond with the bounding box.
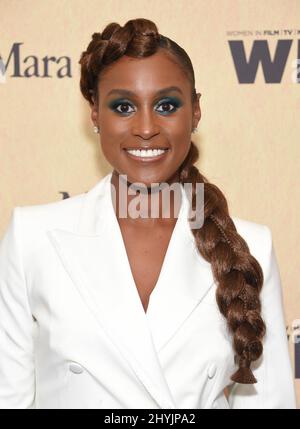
[0,0,299,407]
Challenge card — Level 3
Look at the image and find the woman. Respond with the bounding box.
[0,18,297,409]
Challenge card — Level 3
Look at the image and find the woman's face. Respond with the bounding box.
[91,49,201,187]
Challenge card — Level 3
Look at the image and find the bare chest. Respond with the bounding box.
[118,221,176,313]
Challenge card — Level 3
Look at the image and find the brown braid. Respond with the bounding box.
[179,143,266,383]
[79,17,267,384]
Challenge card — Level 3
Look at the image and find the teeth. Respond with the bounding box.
[126,148,167,158]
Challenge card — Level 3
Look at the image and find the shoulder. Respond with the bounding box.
[231,215,271,244]
[14,191,86,234]
[11,172,112,234]
[0,192,87,278]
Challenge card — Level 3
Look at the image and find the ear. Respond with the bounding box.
[90,99,99,127]
[192,92,201,129]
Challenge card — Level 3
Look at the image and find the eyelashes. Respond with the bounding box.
[108,97,183,116]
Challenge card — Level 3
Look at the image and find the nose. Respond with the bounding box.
[131,106,160,140]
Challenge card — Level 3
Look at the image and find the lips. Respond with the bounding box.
[123,147,170,163]
[123,147,169,151]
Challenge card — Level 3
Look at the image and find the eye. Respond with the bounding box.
[114,102,135,114]
[156,99,180,114]
[108,97,182,116]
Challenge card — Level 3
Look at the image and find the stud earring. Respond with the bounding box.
[93,125,100,134]
[192,127,198,134]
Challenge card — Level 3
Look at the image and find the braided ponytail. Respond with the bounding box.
[179,142,266,384]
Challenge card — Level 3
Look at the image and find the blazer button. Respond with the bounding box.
[207,363,217,379]
[69,362,84,374]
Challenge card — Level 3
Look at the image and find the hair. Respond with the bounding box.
[78,18,266,385]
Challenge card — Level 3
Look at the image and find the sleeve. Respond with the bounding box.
[227,226,298,409]
[0,207,36,408]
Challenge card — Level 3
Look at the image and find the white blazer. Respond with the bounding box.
[0,171,297,409]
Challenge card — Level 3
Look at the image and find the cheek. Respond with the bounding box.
[100,140,120,165]
[98,117,126,156]
[99,109,127,136]
[100,113,128,139]
[167,122,192,153]
[164,108,192,140]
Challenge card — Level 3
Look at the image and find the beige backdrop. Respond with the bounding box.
[0,0,299,407]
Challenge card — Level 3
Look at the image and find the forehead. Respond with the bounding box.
[98,50,191,97]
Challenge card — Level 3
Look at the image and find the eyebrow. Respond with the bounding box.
[106,86,183,98]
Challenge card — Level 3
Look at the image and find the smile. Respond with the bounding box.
[124,148,169,162]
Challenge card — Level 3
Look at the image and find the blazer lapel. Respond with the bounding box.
[47,172,215,409]
[145,203,216,352]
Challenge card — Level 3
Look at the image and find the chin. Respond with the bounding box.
[126,172,176,188]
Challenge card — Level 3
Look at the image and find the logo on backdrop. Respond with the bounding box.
[1,34,299,83]
[0,42,71,80]
[227,29,300,83]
